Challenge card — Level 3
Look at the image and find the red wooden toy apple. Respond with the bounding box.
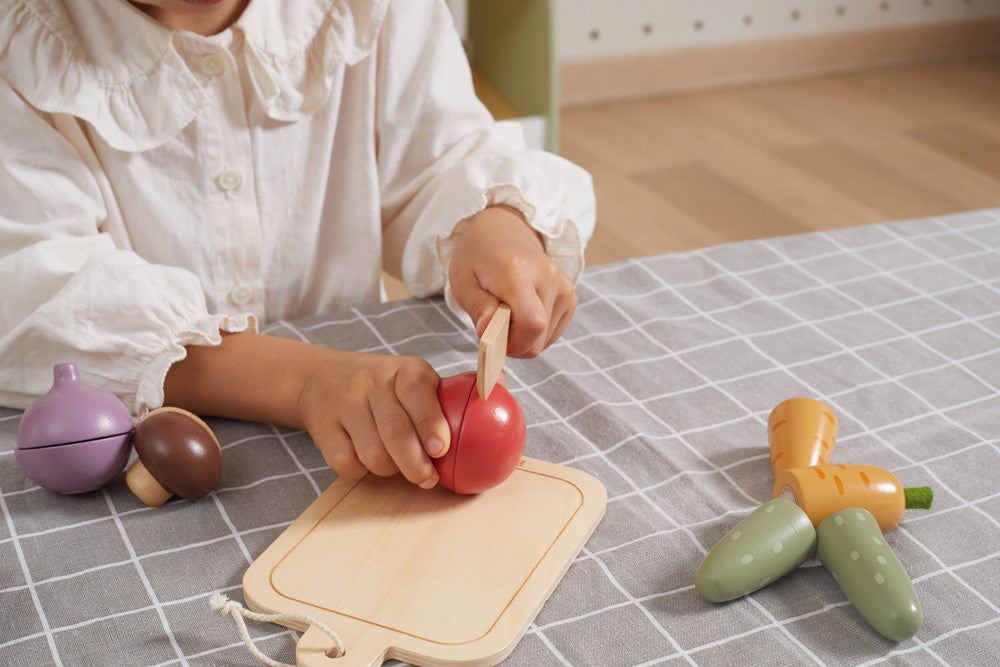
[435,371,526,494]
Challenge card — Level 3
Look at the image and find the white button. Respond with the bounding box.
[229,283,254,306]
[216,169,242,192]
[200,53,226,76]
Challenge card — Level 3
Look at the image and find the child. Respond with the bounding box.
[0,0,595,490]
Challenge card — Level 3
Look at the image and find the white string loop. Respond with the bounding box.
[209,592,345,666]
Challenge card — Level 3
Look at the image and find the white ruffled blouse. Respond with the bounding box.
[0,0,596,414]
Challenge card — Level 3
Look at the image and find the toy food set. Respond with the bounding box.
[434,305,526,494]
[15,362,223,505]
[696,397,932,641]
[126,407,223,506]
[211,304,607,665]
[15,362,134,494]
[435,371,526,494]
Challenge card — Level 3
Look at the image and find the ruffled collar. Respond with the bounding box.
[0,0,388,151]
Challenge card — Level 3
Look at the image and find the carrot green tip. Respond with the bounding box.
[904,486,933,510]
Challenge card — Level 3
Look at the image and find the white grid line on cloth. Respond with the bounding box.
[215,464,332,494]
[645,219,1000,656]
[578,545,697,665]
[4,469,309,543]
[483,241,1000,448]
[580,214,998,281]
[1,507,112,535]
[218,430,295,451]
[514,333,997,447]
[610,241,969,659]
[889,440,1000,479]
[897,505,1000,617]
[800,227,1000,614]
[499,355,696,659]
[99,488,188,664]
[525,622,575,667]
[517,307,998,397]
[0,519,297,652]
[582,265,842,664]
[672,230,995,506]
[584,246,996,326]
[632,610,838,666]
[0,478,61,664]
[501,264,861,664]
[273,242,997,386]
[161,629,297,665]
[1,586,260,660]
[900,526,1000,601]
[531,555,846,667]
[707,222,1000,503]
[600,456,769,505]
[862,222,1000,379]
[209,494,253,565]
[563,287,769,507]
[803,227,1000,531]
[268,422,323,498]
[549,419,992,603]
[4,212,999,666]
[856,616,1000,667]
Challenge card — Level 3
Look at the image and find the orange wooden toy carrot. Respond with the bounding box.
[768,398,838,476]
[773,464,933,533]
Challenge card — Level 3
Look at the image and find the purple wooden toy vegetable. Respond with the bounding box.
[15,363,134,494]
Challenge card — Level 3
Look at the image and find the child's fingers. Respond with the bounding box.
[507,260,575,357]
[345,403,400,478]
[369,387,438,488]
[545,299,576,350]
[314,424,368,480]
[394,364,451,459]
[501,286,548,358]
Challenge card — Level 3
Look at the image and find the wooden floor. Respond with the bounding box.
[560,56,1000,268]
[384,56,1000,299]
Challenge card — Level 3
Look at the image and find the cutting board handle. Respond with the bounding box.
[297,625,387,667]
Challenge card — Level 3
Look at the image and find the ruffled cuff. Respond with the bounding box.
[134,312,257,416]
[435,183,588,328]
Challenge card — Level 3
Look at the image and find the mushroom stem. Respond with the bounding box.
[126,458,172,507]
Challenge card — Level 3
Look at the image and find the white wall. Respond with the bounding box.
[557,0,1000,61]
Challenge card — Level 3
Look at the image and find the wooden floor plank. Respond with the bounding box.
[387,56,1000,300]
[777,142,969,221]
[909,123,1000,177]
[560,56,1000,269]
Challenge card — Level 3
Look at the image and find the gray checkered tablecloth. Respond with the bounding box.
[3,209,1000,666]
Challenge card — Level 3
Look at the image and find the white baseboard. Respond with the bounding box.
[560,17,1000,107]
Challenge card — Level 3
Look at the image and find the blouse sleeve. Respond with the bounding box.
[0,80,253,415]
[375,0,596,322]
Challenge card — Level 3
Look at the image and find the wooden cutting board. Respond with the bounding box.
[243,457,607,666]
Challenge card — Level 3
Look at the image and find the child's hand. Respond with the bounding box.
[164,333,450,489]
[297,351,449,488]
[449,206,577,358]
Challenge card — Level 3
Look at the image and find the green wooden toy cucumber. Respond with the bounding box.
[695,498,817,602]
[817,507,922,641]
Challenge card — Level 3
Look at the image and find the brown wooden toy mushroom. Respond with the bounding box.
[125,407,223,507]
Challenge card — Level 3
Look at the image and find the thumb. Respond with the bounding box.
[473,299,505,339]
[451,280,501,337]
